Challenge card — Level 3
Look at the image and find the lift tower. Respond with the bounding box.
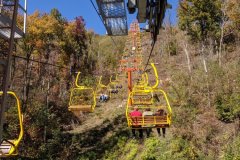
[119,21,143,104]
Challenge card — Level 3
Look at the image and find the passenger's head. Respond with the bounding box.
[134,106,138,111]
[145,108,151,111]
[157,109,165,113]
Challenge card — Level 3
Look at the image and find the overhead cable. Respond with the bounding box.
[1,53,70,70]
[89,0,118,48]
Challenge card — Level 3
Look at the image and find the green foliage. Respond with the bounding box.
[170,138,198,160]
[224,136,240,160]
[95,36,126,75]
[140,137,163,160]
[166,40,177,56]
[215,93,240,122]
[3,97,19,140]
[2,3,239,159]
[124,139,139,160]
[178,0,222,42]
[104,136,139,160]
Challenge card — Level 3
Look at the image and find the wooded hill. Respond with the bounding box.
[0,0,240,159]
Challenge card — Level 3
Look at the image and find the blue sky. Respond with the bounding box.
[28,0,178,35]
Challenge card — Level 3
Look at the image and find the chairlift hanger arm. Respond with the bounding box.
[144,72,149,86]
[98,76,107,88]
[127,0,169,43]
[75,72,85,88]
[150,63,159,89]
[110,75,113,83]
[0,52,70,70]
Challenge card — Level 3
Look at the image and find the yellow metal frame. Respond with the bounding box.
[69,72,96,112]
[126,63,172,128]
[95,75,110,101]
[131,63,160,105]
[133,73,148,91]
[108,75,122,98]
[97,76,108,88]
[130,89,154,105]
[126,89,172,128]
[132,63,159,91]
[69,87,96,112]
[150,63,159,89]
[0,91,23,157]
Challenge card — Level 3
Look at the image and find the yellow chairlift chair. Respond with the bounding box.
[108,75,123,98]
[133,72,149,91]
[95,76,110,102]
[0,91,23,157]
[130,62,158,105]
[126,63,172,129]
[133,62,159,91]
[68,72,96,113]
[126,89,172,129]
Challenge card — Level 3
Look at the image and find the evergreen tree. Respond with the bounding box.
[178,0,222,43]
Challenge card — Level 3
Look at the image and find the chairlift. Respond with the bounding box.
[126,89,172,129]
[68,72,96,113]
[95,76,110,102]
[126,62,172,129]
[108,75,123,97]
[0,91,23,157]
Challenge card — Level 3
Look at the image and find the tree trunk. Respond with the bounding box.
[219,22,224,66]
[183,44,192,76]
[201,44,211,108]
[219,1,227,66]
[44,80,49,143]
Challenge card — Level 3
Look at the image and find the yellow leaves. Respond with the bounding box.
[25,11,66,51]
[226,0,240,28]
[64,22,75,37]
[27,11,59,36]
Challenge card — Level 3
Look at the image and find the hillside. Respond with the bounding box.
[0,1,240,159]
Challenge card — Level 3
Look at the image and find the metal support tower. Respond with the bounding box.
[119,21,143,103]
[120,21,143,72]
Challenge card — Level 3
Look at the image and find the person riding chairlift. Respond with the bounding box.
[143,108,154,137]
[99,93,108,102]
[154,109,167,137]
[130,106,143,138]
[103,94,109,101]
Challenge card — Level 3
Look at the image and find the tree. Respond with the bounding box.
[178,0,222,43]
[226,0,240,31]
[63,16,88,73]
[178,0,223,108]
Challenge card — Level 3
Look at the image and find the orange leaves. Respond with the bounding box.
[35,40,43,48]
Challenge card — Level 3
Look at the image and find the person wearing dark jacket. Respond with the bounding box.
[155,109,167,137]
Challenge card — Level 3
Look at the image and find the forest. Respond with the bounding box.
[0,0,240,159]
